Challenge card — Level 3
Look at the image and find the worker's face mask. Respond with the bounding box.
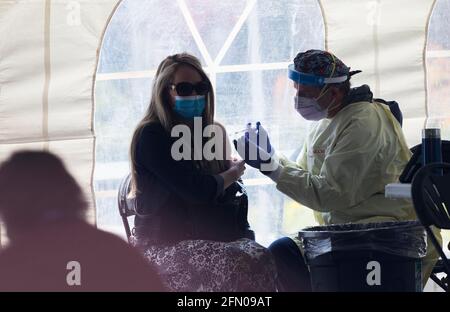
[174,95,206,119]
[294,87,336,121]
[295,96,327,121]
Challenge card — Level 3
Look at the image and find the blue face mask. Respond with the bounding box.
[174,95,206,119]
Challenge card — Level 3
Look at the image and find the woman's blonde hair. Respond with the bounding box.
[129,53,226,196]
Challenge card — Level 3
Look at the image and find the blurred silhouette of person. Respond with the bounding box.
[0,151,164,292]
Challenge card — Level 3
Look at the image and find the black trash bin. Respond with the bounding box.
[298,221,427,292]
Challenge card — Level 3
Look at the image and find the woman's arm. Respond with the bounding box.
[213,121,246,187]
[213,121,233,169]
[219,159,245,189]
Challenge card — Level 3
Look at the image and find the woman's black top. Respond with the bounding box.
[133,122,251,246]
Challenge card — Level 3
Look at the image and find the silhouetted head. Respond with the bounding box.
[0,151,87,241]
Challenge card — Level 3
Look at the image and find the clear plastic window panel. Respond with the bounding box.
[95,0,324,246]
[426,0,450,254]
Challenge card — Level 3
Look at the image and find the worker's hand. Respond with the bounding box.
[234,134,273,170]
[241,122,274,156]
[255,122,274,156]
[239,121,275,156]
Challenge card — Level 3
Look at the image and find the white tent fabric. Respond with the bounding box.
[0,0,120,244]
[320,0,436,146]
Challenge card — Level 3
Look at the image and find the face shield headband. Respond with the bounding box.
[287,64,348,87]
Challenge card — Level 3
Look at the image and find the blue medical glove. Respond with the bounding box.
[234,135,273,170]
[255,122,274,156]
[242,122,274,155]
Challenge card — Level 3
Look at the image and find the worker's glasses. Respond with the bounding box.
[170,81,210,96]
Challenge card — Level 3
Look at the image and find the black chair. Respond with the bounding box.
[117,172,255,244]
[411,163,450,291]
[117,173,136,243]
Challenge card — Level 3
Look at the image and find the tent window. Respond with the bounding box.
[94,0,324,246]
[426,0,450,131]
[425,0,450,252]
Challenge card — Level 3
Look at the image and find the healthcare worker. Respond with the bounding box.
[236,49,441,291]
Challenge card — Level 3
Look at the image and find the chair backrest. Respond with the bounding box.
[400,141,450,183]
[411,163,450,230]
[411,162,450,289]
[117,173,136,242]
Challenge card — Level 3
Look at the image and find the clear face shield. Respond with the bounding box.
[288,50,348,96]
[287,64,348,90]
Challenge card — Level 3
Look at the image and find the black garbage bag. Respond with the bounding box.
[297,221,427,292]
[298,221,427,261]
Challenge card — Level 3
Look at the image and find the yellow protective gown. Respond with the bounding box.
[274,100,441,286]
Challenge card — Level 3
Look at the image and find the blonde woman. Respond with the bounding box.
[129,53,276,291]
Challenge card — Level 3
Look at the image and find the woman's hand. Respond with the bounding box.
[220,158,245,190]
[229,158,246,179]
